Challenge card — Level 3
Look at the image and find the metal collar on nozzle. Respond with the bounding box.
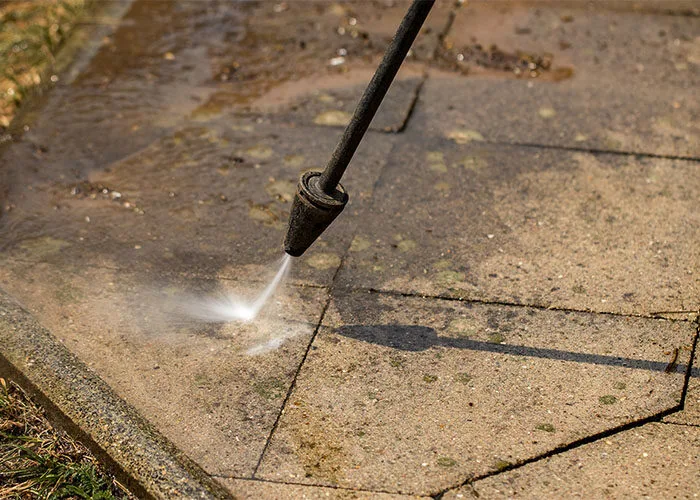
[283,0,435,257]
[284,172,348,257]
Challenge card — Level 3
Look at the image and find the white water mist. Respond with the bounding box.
[183,254,292,323]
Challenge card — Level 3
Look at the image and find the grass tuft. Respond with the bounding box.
[0,378,131,499]
[0,0,89,128]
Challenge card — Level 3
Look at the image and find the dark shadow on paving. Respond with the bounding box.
[335,324,699,378]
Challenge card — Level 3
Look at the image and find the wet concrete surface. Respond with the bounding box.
[0,0,699,497]
[0,120,394,286]
[257,291,693,495]
[444,422,700,498]
[0,258,327,476]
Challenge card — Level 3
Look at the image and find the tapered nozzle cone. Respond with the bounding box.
[284,172,348,257]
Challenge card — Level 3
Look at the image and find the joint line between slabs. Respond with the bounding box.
[661,421,700,429]
[253,247,350,477]
[433,405,684,499]
[212,475,407,497]
[362,286,691,321]
[679,319,700,408]
[251,294,331,478]
[490,139,700,163]
[394,75,426,134]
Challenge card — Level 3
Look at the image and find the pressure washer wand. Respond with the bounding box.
[284,0,435,257]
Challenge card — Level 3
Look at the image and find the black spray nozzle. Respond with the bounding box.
[284,171,348,257]
[282,0,434,257]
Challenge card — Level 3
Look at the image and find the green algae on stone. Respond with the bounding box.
[447,318,474,338]
[457,155,489,171]
[429,162,448,173]
[427,151,447,172]
[432,259,453,271]
[349,236,371,252]
[455,373,472,384]
[488,332,505,344]
[248,203,279,225]
[313,110,351,126]
[396,239,416,252]
[613,381,627,390]
[436,270,466,284]
[494,459,512,472]
[538,107,556,119]
[437,457,457,467]
[306,252,341,270]
[265,179,296,203]
[389,357,404,368]
[194,373,212,390]
[599,395,618,405]
[245,144,273,159]
[447,129,484,144]
[535,423,556,433]
[54,284,83,305]
[253,378,287,400]
[17,236,70,258]
[423,374,438,383]
[283,155,305,167]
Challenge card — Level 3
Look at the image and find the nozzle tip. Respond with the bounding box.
[283,172,348,257]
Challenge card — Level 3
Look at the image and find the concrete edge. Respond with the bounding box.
[0,288,233,499]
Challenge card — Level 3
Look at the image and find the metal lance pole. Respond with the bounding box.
[284,0,435,257]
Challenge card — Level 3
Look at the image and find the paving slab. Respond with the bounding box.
[425,1,700,158]
[0,120,394,286]
[257,291,693,496]
[0,257,327,477]
[220,478,428,500]
[338,136,700,316]
[443,422,700,499]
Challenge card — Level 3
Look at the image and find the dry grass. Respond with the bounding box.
[0,0,89,129]
[0,378,131,499]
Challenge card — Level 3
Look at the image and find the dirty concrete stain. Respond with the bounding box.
[306,252,341,270]
[448,129,485,144]
[313,110,352,127]
[290,407,348,484]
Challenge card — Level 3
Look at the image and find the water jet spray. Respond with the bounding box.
[284,0,435,257]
